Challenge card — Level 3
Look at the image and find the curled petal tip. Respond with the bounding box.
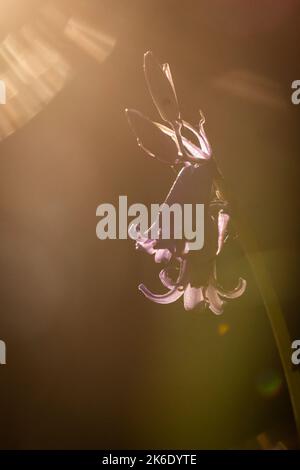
[199,109,205,126]
[138,283,184,304]
[215,277,247,300]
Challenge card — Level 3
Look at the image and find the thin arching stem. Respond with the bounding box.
[214,171,300,442]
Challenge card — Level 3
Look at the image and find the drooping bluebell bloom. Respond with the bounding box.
[125,51,246,314]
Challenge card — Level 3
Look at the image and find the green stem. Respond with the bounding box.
[215,172,300,442]
[237,216,300,441]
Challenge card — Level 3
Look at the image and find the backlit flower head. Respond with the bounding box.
[125,51,246,314]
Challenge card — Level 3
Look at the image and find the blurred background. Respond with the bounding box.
[0,0,299,449]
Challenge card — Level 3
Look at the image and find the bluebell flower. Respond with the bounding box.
[125,52,246,314]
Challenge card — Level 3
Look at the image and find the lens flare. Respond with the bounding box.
[256,369,283,398]
[218,323,230,336]
[0,3,116,141]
